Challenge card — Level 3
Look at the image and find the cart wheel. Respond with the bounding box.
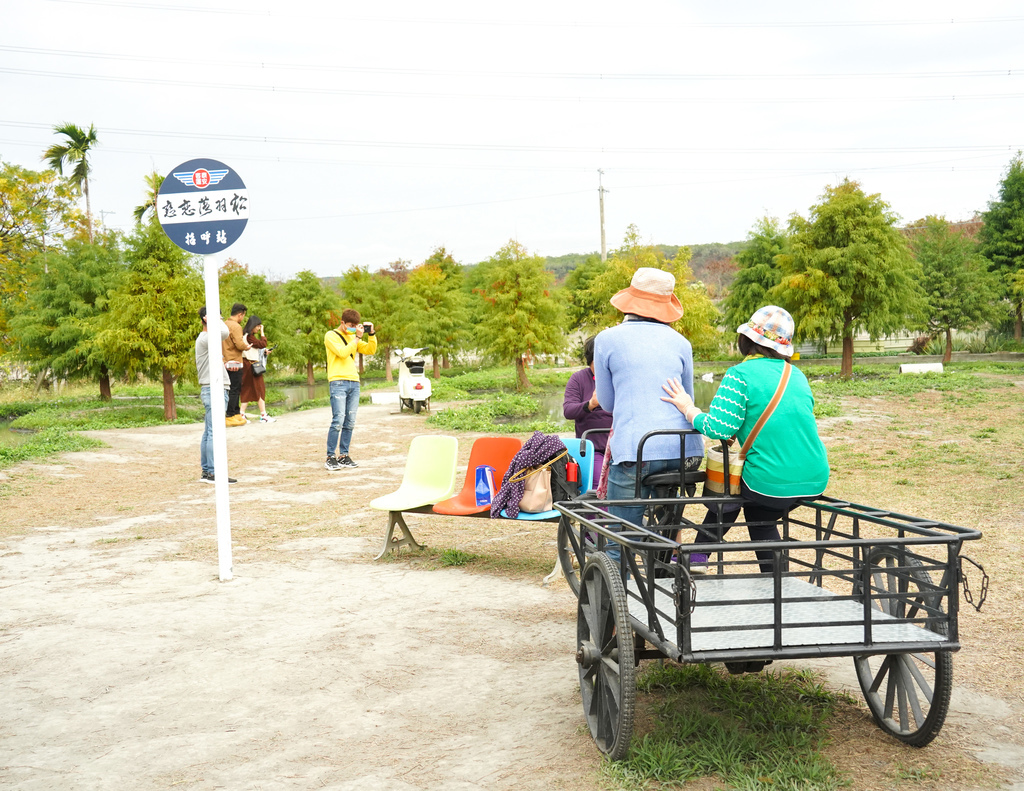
[557,519,595,597]
[414,399,423,414]
[576,552,635,761]
[853,547,952,747]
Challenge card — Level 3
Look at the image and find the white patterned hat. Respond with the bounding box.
[737,305,795,357]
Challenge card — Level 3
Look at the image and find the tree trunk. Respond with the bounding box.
[359,353,364,375]
[84,177,93,244]
[841,335,854,379]
[433,356,440,379]
[943,328,953,364]
[442,354,450,369]
[306,361,315,386]
[384,352,393,383]
[99,364,111,401]
[162,368,177,421]
[1016,303,1023,342]
[34,369,49,393]
[515,357,531,390]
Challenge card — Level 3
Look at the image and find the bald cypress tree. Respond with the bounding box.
[773,180,925,377]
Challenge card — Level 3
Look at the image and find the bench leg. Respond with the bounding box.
[374,511,425,560]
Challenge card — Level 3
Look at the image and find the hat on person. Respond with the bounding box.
[609,267,683,323]
[737,305,795,357]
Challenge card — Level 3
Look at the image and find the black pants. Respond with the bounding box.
[226,367,243,417]
[696,482,804,573]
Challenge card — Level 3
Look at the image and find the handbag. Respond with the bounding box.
[704,362,792,494]
[251,348,268,376]
[509,450,568,513]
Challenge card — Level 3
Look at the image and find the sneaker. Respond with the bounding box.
[225,414,246,427]
[325,456,342,471]
[205,472,237,484]
[260,413,276,423]
[337,455,359,468]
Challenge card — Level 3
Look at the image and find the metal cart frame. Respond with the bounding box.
[554,430,983,760]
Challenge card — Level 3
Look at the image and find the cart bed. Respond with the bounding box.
[627,575,947,655]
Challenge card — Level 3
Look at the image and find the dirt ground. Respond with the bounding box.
[0,399,1022,790]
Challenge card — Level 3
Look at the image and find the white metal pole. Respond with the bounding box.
[203,254,233,581]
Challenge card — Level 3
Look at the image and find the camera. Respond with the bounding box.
[363,322,373,332]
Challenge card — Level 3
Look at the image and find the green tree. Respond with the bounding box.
[280,270,340,385]
[979,153,1024,341]
[773,179,924,377]
[907,216,1001,362]
[407,247,469,378]
[42,122,99,243]
[219,258,289,373]
[133,171,164,225]
[95,221,203,419]
[343,267,417,381]
[0,161,82,351]
[722,217,786,332]
[562,254,607,331]
[8,237,126,399]
[476,240,564,389]
[584,225,722,359]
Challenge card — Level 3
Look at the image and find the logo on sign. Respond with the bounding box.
[173,168,229,189]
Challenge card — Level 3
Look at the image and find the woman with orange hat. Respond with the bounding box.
[593,267,705,559]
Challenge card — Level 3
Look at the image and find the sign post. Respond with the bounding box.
[158,158,250,582]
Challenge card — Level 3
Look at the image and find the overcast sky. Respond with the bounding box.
[3,0,1023,280]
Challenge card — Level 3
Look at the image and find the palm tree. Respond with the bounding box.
[43,122,99,242]
[133,171,165,225]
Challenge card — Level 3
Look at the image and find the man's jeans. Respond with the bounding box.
[327,379,360,458]
[604,456,703,566]
[200,386,229,475]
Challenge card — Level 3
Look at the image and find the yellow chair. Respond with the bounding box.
[371,435,458,558]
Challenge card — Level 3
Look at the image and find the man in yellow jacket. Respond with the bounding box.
[325,309,377,470]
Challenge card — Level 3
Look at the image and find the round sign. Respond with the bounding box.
[157,158,248,254]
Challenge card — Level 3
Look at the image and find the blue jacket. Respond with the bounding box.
[594,319,703,464]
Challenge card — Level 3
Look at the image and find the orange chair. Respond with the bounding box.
[433,437,523,516]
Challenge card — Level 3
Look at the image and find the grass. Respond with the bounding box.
[426,392,570,434]
[0,428,105,468]
[607,663,854,791]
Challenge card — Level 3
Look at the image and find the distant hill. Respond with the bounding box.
[541,241,749,285]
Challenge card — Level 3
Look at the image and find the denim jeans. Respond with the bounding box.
[604,456,703,566]
[327,379,360,457]
[200,386,229,475]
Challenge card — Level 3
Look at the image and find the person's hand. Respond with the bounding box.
[588,392,600,412]
[660,377,694,412]
[354,324,364,338]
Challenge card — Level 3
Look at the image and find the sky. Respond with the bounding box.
[2,0,1023,280]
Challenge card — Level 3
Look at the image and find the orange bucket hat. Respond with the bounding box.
[609,267,683,323]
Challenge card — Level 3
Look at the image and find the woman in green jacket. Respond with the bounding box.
[661,305,829,571]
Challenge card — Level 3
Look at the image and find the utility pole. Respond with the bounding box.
[100,209,116,226]
[598,169,608,262]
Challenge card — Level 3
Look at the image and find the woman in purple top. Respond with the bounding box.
[562,336,612,474]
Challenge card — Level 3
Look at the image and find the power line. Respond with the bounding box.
[39,2,1024,29]
[1,44,1019,82]
[3,119,1020,157]
[4,66,1024,105]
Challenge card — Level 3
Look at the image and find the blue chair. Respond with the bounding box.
[500,438,595,521]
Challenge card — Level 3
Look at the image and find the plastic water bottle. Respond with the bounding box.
[475,465,496,506]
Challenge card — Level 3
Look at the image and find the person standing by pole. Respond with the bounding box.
[324,309,377,470]
[195,307,236,484]
[222,302,251,427]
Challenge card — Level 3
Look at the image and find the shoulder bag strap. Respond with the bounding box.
[738,362,792,461]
